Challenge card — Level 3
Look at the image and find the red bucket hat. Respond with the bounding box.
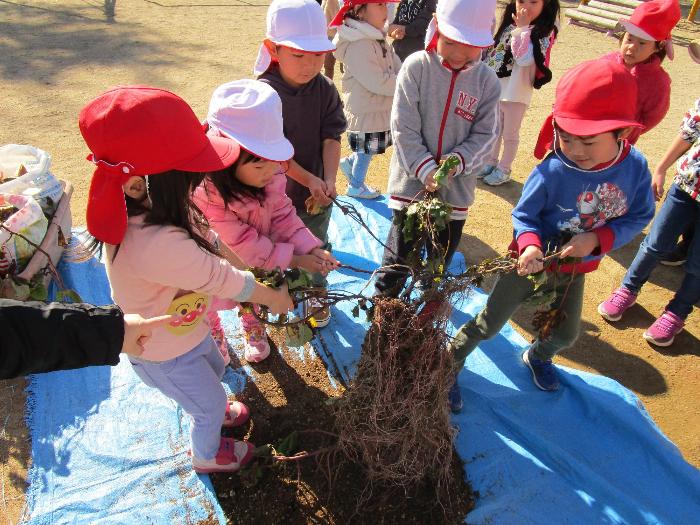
[329,0,398,28]
[79,86,240,244]
[534,59,642,159]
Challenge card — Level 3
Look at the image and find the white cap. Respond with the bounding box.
[425,0,497,49]
[208,80,294,162]
[253,0,335,76]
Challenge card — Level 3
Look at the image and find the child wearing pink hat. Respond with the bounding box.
[600,0,681,145]
[79,86,294,473]
[375,0,501,297]
[479,0,561,186]
[332,0,402,200]
[598,47,700,347]
[255,0,347,326]
[194,80,339,362]
[448,59,655,409]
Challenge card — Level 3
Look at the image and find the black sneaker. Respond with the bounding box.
[659,250,687,266]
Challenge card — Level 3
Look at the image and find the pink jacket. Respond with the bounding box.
[105,215,255,361]
[193,173,322,270]
[601,52,671,144]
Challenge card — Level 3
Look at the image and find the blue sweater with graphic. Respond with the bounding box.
[511,147,655,273]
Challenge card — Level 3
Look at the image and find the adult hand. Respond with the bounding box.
[517,245,544,276]
[122,314,173,357]
[308,176,332,206]
[388,24,406,39]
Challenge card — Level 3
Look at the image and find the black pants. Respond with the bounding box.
[374,210,465,297]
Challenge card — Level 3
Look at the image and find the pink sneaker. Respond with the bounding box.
[192,437,255,474]
[222,401,250,428]
[643,311,684,347]
[598,287,637,322]
[240,312,270,363]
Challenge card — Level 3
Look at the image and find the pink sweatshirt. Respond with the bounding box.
[105,215,255,361]
[601,52,671,144]
[193,173,321,270]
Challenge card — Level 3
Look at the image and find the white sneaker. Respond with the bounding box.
[302,297,331,327]
[483,167,511,186]
[346,184,380,199]
[475,164,496,179]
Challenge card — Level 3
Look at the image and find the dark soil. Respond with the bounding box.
[212,332,475,525]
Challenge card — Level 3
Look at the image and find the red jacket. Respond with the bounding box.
[601,52,671,144]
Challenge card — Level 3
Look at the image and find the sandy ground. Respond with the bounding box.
[0,1,698,523]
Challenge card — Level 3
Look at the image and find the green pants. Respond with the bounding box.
[296,205,332,288]
[451,271,586,370]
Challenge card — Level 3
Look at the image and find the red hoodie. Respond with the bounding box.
[601,51,671,144]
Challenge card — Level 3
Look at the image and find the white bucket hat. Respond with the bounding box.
[253,0,335,76]
[424,0,497,49]
[208,79,294,162]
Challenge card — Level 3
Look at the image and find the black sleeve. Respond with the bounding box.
[404,0,437,38]
[0,299,125,380]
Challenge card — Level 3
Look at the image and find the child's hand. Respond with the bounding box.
[388,24,406,39]
[512,6,533,27]
[651,168,666,201]
[268,283,295,316]
[293,249,339,275]
[122,314,173,356]
[308,177,332,206]
[424,169,439,192]
[560,232,600,259]
[517,245,544,276]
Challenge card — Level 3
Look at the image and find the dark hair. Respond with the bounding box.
[203,149,266,209]
[80,169,217,261]
[345,4,368,22]
[494,0,560,44]
[618,32,667,63]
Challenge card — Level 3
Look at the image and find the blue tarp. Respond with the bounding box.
[24,198,700,524]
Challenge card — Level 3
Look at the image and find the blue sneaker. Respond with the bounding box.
[522,349,559,391]
[448,379,463,413]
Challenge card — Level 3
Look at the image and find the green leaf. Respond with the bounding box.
[55,289,83,303]
[29,282,48,301]
[285,323,314,347]
[10,280,30,300]
[285,268,313,290]
[276,431,298,457]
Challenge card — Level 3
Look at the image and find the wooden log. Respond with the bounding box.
[689,0,699,22]
[602,0,642,9]
[578,5,622,21]
[565,9,618,30]
[588,0,634,16]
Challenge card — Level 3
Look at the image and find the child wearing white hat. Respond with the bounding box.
[332,0,402,200]
[255,0,347,327]
[194,80,339,362]
[375,0,501,297]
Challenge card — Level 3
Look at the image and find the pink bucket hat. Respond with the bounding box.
[424,0,497,50]
[207,80,294,162]
[253,0,335,76]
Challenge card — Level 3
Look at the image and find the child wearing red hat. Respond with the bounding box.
[255,0,347,326]
[479,0,560,186]
[600,0,681,145]
[375,0,502,298]
[447,59,655,409]
[194,79,338,362]
[332,0,402,200]
[79,86,294,473]
[599,50,700,346]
